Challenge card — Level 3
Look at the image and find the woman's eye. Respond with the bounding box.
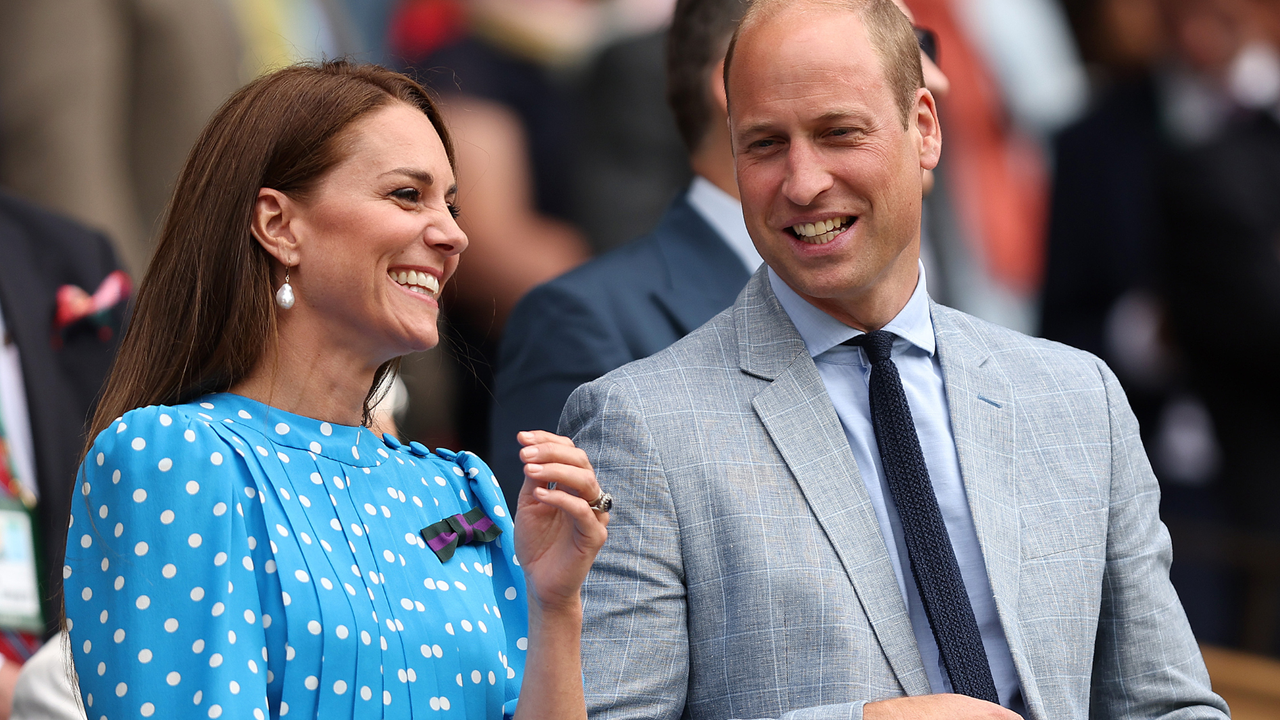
[391,188,420,202]
[447,203,460,219]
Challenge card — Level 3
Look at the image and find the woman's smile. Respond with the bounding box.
[388,267,441,298]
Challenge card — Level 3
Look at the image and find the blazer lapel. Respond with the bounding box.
[650,196,752,336]
[739,271,931,696]
[932,304,1042,711]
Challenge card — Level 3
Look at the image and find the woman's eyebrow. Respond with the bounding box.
[381,167,434,185]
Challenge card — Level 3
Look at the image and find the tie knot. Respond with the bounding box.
[843,330,896,364]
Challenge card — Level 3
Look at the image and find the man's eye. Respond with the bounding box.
[828,128,863,140]
[391,188,420,202]
[751,138,777,150]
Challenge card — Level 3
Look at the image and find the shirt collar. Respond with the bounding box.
[686,176,762,274]
[768,259,936,358]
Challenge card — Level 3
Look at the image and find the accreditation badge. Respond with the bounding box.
[0,496,44,633]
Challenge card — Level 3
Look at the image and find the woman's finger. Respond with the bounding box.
[532,486,609,542]
[523,462,599,498]
[518,430,576,449]
[519,441,590,470]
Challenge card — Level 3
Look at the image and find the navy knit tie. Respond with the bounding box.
[844,330,999,703]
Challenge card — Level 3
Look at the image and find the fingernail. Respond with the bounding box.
[534,486,548,497]
[518,431,533,443]
[525,463,542,474]
[519,446,536,460]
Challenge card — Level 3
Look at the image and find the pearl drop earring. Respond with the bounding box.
[275,267,295,309]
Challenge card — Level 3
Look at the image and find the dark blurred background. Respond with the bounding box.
[1,0,1278,707]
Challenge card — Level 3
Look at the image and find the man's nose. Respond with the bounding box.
[781,142,833,206]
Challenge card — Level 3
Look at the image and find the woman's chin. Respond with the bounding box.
[395,326,440,356]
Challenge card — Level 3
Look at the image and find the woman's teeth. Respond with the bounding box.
[791,216,852,244]
[390,269,440,297]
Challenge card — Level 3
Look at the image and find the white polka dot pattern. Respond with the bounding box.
[65,395,526,720]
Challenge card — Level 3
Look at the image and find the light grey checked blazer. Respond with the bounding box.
[563,269,1227,720]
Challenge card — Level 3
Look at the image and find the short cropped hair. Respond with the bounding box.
[666,0,750,152]
[723,0,924,127]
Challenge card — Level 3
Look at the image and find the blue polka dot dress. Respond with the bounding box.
[64,393,527,720]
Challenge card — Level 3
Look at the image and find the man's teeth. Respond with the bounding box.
[390,269,440,296]
[791,216,852,244]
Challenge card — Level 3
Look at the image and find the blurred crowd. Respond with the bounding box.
[0,0,1277,667]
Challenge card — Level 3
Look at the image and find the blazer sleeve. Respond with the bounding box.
[566,378,873,720]
[490,280,638,510]
[1089,361,1229,719]
[563,377,689,720]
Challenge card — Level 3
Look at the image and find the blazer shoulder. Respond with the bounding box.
[933,303,1109,385]
[502,232,674,364]
[539,230,674,304]
[0,191,121,279]
[591,304,740,386]
[0,192,115,253]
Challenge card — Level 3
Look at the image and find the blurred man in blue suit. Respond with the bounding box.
[0,191,125,717]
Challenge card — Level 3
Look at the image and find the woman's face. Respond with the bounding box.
[286,102,467,363]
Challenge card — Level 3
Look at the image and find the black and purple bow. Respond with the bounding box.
[420,507,502,562]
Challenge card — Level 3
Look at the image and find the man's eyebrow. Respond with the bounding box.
[737,120,779,138]
[737,109,870,138]
[814,109,870,124]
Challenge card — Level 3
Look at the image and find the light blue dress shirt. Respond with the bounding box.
[769,264,1024,712]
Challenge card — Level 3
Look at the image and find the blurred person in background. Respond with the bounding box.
[1044,0,1173,479]
[489,0,754,508]
[391,0,594,456]
[1046,0,1279,651]
[1157,0,1280,654]
[489,0,951,509]
[0,0,241,276]
[571,26,692,254]
[1046,0,1243,500]
[903,0,1088,335]
[0,192,126,720]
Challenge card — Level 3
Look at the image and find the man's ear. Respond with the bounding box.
[915,88,942,171]
[707,57,730,116]
[250,188,302,268]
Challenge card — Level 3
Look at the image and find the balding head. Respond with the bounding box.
[724,0,923,127]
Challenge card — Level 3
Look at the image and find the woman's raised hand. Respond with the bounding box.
[513,430,609,612]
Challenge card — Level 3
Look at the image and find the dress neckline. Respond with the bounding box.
[185,392,382,468]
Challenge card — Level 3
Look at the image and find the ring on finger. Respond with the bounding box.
[588,491,613,513]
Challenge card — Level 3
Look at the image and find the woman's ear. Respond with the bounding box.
[250,188,302,267]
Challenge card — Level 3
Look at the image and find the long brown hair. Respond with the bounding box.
[86,61,454,452]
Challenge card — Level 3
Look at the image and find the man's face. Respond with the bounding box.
[728,5,940,326]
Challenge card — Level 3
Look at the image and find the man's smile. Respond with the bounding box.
[788,216,855,244]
